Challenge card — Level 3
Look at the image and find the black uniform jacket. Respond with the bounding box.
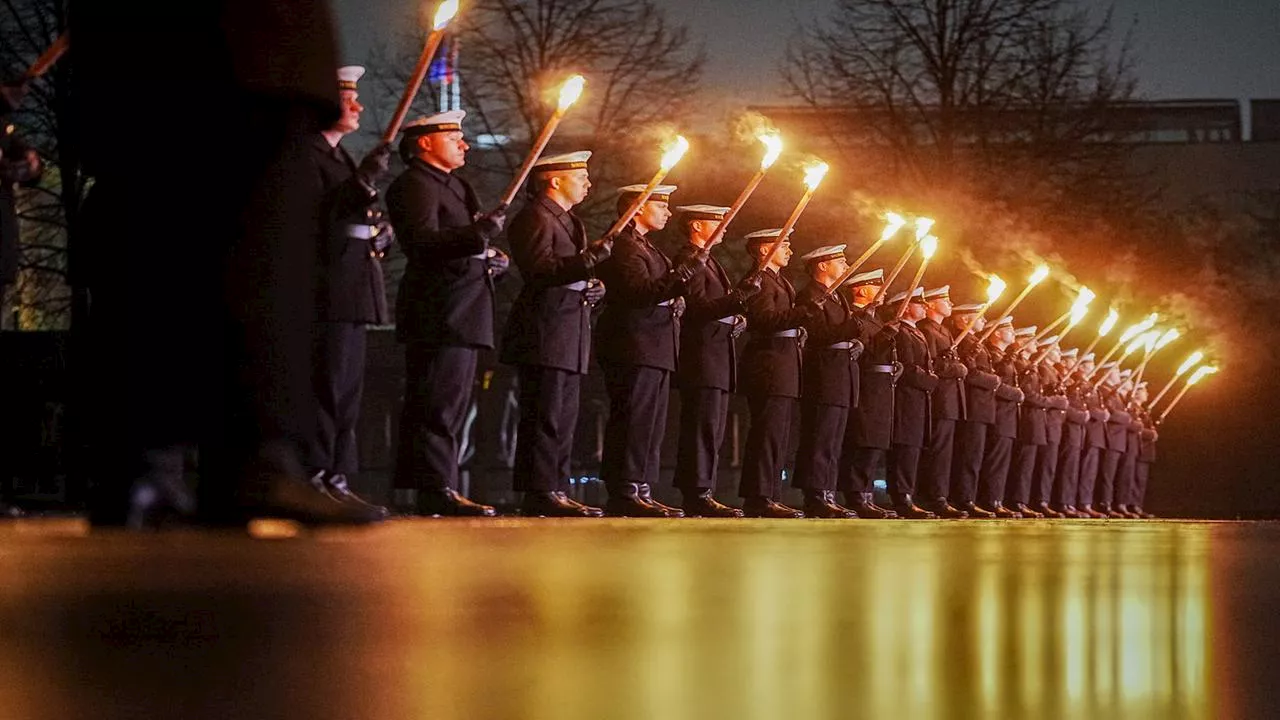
[501,195,594,373]
[311,136,388,325]
[675,245,744,392]
[958,335,1001,425]
[989,344,1024,439]
[1101,384,1131,452]
[849,303,898,448]
[387,159,494,348]
[917,317,967,421]
[740,268,808,398]
[1063,372,1091,446]
[1040,364,1068,445]
[1,125,41,285]
[893,320,938,446]
[1138,408,1158,462]
[798,282,864,408]
[1081,380,1109,449]
[1016,358,1049,446]
[594,225,684,372]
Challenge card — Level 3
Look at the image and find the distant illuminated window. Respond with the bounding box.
[474,134,510,148]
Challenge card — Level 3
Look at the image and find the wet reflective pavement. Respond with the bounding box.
[2,518,1278,719]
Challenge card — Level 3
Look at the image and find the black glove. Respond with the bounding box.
[729,314,748,339]
[730,273,763,304]
[356,143,392,188]
[474,204,508,240]
[486,247,510,276]
[371,221,395,253]
[0,80,28,115]
[585,279,606,306]
[581,237,613,268]
[672,249,707,283]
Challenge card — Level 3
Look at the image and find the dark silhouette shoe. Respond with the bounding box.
[1049,504,1077,518]
[522,491,601,517]
[417,487,497,517]
[1014,502,1045,519]
[636,484,685,518]
[742,497,804,519]
[558,492,604,517]
[803,490,858,519]
[960,502,997,519]
[682,489,744,518]
[893,495,937,519]
[319,473,390,519]
[1035,502,1065,518]
[922,498,968,519]
[990,502,1022,519]
[847,492,898,519]
[605,484,671,517]
[1134,507,1156,519]
[1079,504,1107,519]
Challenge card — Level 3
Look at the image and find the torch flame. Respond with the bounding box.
[1119,313,1159,345]
[1099,308,1119,337]
[914,217,935,241]
[556,74,586,112]
[1126,330,1156,356]
[920,235,939,260]
[758,132,783,170]
[1177,350,1206,377]
[432,0,460,30]
[659,135,690,171]
[1154,328,1180,351]
[985,275,1007,304]
[1029,264,1051,286]
[1187,365,1218,386]
[1144,331,1159,353]
[802,161,829,190]
[880,212,908,242]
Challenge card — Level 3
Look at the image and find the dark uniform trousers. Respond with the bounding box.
[311,323,367,474]
[845,447,887,495]
[601,363,671,491]
[514,365,580,492]
[1053,423,1084,507]
[920,419,957,499]
[1077,446,1102,508]
[889,445,923,499]
[396,344,478,492]
[795,403,848,492]
[1098,449,1123,507]
[675,388,730,491]
[978,433,1014,507]
[951,420,988,505]
[1009,444,1039,506]
[1115,430,1140,508]
[740,395,799,499]
[1034,438,1061,507]
[1135,462,1152,508]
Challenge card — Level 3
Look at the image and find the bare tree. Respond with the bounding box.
[1,0,81,331]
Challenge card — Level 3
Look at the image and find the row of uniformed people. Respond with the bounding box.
[358,102,1161,518]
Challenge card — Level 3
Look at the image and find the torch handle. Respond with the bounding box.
[757,188,814,272]
[824,237,891,300]
[1032,310,1072,344]
[1063,334,1105,375]
[978,284,1035,343]
[870,243,916,307]
[705,170,766,248]
[605,167,667,239]
[382,29,448,145]
[25,33,68,80]
[949,300,996,351]
[1158,383,1194,424]
[1148,373,1182,410]
[894,259,931,321]
[499,111,564,207]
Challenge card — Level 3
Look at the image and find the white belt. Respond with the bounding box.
[772,329,799,338]
[826,341,853,350]
[346,224,379,240]
[867,364,895,374]
[717,316,738,325]
[560,281,588,291]
[469,251,489,260]
[657,299,676,307]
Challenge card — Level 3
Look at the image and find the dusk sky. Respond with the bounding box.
[334,0,1280,106]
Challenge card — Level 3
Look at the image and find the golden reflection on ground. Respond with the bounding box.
[0,518,1259,719]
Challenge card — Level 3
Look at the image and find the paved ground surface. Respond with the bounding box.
[2,517,1278,719]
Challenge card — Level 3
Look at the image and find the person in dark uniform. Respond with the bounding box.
[501,151,609,517]
[387,110,509,517]
[737,228,816,518]
[946,305,1000,518]
[976,317,1024,518]
[793,244,865,518]
[1095,366,1132,518]
[1113,376,1144,518]
[915,286,969,518]
[839,270,899,519]
[1133,387,1159,518]
[72,0,385,527]
[1076,358,1112,518]
[1050,349,1089,517]
[304,66,392,517]
[671,204,761,517]
[1029,339,1069,517]
[1006,328,1048,518]
[883,288,939,519]
[594,184,704,517]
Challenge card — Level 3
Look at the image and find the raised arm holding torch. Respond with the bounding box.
[382,0,461,144]
[949,274,1007,350]
[756,160,829,272]
[1149,349,1205,408]
[703,132,784,247]
[604,135,690,239]
[499,74,586,206]
[1158,365,1218,424]
[895,235,939,321]
[823,212,909,299]
[978,264,1050,342]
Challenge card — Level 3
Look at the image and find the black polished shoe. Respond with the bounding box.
[522,491,600,518]
[922,498,968,519]
[417,487,497,517]
[558,492,604,517]
[742,497,805,519]
[893,495,938,519]
[1134,507,1156,519]
[637,484,685,518]
[322,473,390,519]
[960,502,997,519]
[682,489,744,518]
[1034,502,1064,519]
[1078,504,1107,519]
[1014,502,1045,519]
[803,491,858,519]
[847,492,898,519]
[990,502,1022,519]
[605,484,671,517]
[1049,504,1077,518]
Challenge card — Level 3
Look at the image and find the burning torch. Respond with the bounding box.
[382,0,462,144]
[756,160,830,271]
[977,264,1050,342]
[604,135,690,239]
[1157,365,1218,424]
[1148,349,1205,409]
[704,131,784,248]
[499,74,586,206]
